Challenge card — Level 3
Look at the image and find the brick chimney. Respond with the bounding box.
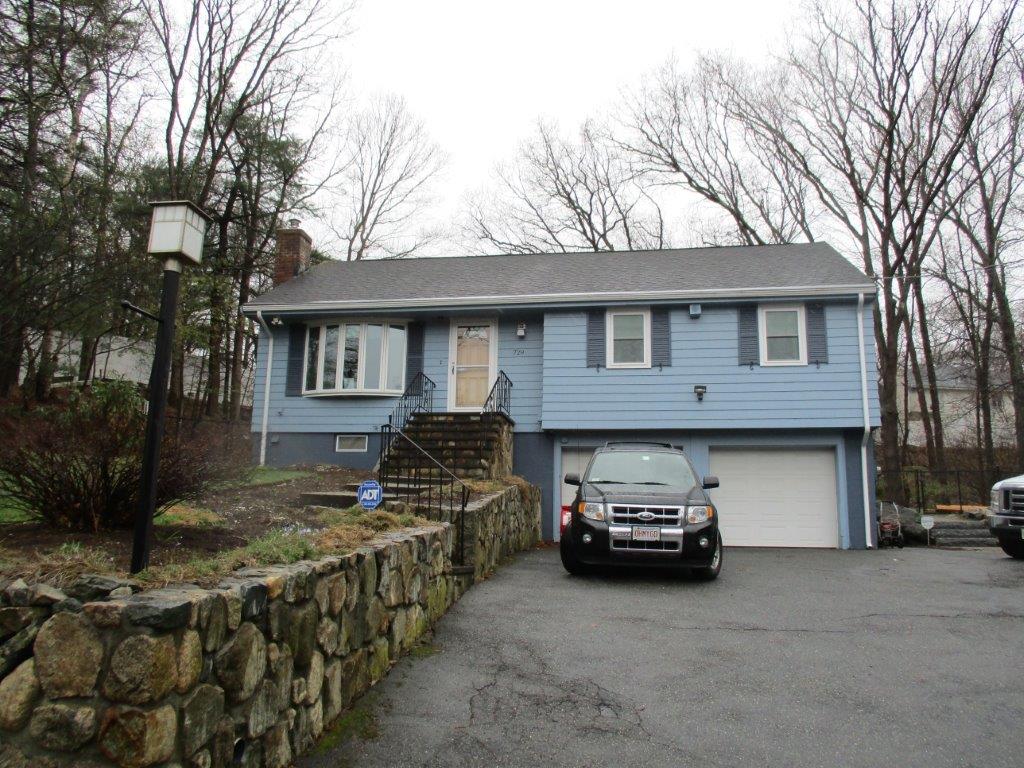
[274,218,312,286]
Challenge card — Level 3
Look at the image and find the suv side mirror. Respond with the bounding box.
[702,475,719,489]
[564,472,581,486]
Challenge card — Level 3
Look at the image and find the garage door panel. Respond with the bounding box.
[710,448,838,548]
[558,448,594,541]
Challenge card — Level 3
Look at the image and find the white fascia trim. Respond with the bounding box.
[244,283,876,314]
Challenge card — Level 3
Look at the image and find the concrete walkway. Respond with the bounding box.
[302,546,1024,768]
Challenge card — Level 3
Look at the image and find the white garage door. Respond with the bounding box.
[558,448,595,540]
[709,448,839,548]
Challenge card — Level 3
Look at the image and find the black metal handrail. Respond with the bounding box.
[482,370,512,419]
[377,423,470,565]
[388,372,436,430]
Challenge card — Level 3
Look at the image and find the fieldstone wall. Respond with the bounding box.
[0,524,466,768]
[463,482,542,581]
[0,481,541,768]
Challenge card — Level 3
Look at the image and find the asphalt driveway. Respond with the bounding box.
[303,546,1024,768]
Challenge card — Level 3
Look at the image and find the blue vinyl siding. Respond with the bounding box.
[252,314,543,435]
[541,301,881,431]
[252,300,878,437]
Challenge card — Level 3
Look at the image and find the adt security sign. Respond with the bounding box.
[357,480,383,510]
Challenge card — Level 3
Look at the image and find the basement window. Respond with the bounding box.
[335,434,368,453]
[304,321,407,395]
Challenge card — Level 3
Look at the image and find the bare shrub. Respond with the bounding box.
[0,381,247,531]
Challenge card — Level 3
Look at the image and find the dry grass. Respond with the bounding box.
[0,541,117,588]
[156,503,223,527]
[0,505,435,590]
[464,476,529,497]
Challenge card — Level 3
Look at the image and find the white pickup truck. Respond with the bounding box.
[990,474,1024,559]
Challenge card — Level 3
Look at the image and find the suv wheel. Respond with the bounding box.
[560,534,590,576]
[998,535,1024,560]
[694,532,723,580]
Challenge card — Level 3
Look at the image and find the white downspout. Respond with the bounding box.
[255,311,274,467]
[856,293,874,548]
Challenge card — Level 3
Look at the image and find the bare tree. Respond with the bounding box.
[142,0,349,412]
[941,44,1024,470]
[327,95,446,261]
[620,0,1020,489]
[620,56,817,247]
[465,120,666,254]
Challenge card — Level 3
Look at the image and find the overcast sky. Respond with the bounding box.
[311,0,800,254]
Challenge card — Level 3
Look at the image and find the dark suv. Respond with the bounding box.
[560,442,722,579]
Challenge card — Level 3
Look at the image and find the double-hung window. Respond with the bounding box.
[606,309,651,368]
[303,321,407,394]
[759,304,806,366]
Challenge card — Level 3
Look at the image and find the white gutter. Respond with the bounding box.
[255,310,274,467]
[243,283,876,314]
[856,294,874,548]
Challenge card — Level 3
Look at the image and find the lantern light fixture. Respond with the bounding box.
[147,200,212,266]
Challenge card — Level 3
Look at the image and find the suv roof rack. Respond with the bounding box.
[601,441,677,450]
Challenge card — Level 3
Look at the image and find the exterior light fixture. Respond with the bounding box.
[694,384,707,402]
[689,304,702,318]
[131,200,211,574]
[516,321,527,339]
[146,200,210,267]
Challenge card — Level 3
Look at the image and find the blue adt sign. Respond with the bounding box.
[357,480,383,510]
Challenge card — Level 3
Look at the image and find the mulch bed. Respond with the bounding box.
[0,466,368,571]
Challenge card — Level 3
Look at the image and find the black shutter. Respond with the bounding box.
[285,323,306,396]
[652,309,671,367]
[737,305,759,366]
[806,303,829,364]
[405,321,424,386]
[586,311,605,368]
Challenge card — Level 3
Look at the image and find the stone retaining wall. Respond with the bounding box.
[0,484,540,767]
[463,482,542,581]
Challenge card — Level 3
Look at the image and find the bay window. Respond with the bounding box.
[303,321,407,394]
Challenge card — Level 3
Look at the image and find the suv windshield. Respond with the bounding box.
[587,450,698,488]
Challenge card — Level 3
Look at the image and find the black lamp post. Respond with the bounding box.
[130,200,211,574]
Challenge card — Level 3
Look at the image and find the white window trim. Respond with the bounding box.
[605,308,652,369]
[447,318,499,412]
[335,434,368,453]
[302,320,407,396]
[758,304,807,366]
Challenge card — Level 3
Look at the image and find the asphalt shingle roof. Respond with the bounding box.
[245,242,874,312]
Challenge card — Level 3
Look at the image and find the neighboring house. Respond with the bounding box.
[244,226,881,548]
[899,364,1015,448]
[21,332,251,406]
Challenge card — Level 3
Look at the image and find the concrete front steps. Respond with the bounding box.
[929,516,998,547]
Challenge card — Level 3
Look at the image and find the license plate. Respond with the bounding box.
[632,526,661,542]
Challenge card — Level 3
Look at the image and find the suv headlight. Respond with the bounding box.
[581,502,605,521]
[686,505,713,524]
[991,489,1002,514]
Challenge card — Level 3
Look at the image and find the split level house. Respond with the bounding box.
[244,224,881,548]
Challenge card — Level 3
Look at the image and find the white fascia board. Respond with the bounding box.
[243,283,877,315]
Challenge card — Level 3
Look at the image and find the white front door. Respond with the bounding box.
[709,447,840,548]
[448,320,497,411]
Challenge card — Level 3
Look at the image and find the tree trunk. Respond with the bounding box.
[911,278,945,471]
[32,327,54,401]
[902,313,935,469]
[78,335,100,383]
[992,288,1024,473]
